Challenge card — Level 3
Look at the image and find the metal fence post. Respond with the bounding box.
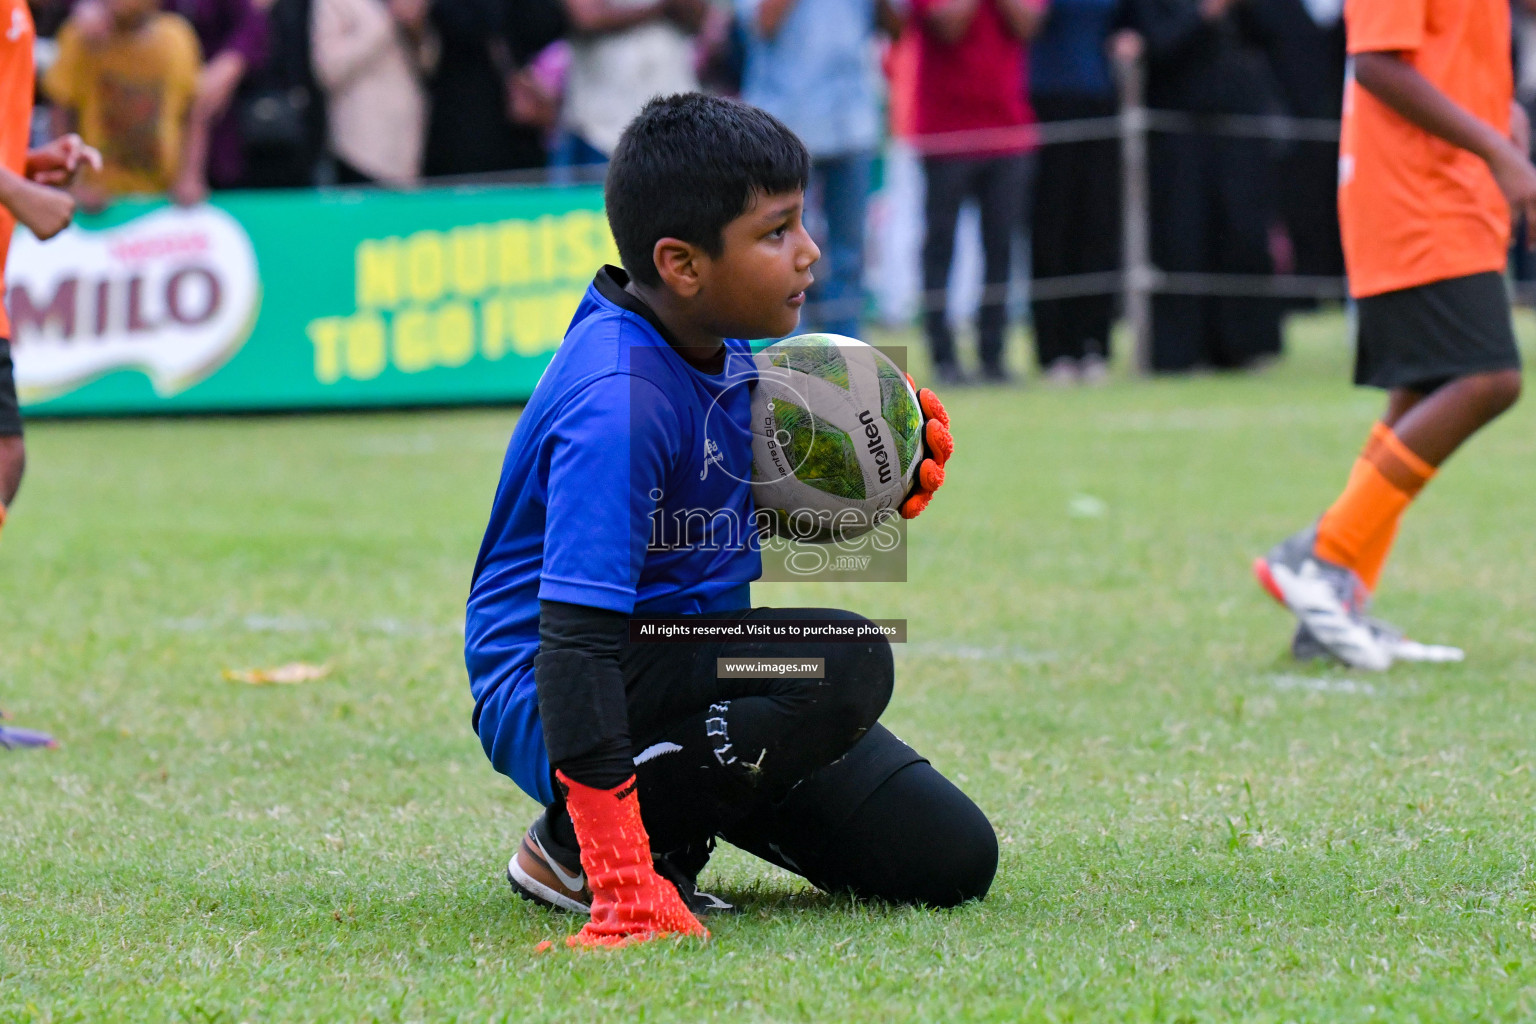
[1116,50,1154,375]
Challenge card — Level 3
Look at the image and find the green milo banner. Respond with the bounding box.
[9,185,617,415]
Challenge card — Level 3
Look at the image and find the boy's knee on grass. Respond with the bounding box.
[876,765,998,908]
[828,762,999,908]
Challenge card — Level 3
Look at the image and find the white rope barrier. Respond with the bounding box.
[411,54,1373,370]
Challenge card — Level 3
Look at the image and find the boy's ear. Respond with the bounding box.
[652,237,705,298]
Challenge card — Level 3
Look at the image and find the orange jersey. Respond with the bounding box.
[1338,0,1513,299]
[0,0,35,339]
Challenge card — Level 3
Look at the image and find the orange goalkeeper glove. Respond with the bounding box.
[901,377,953,519]
[556,770,709,949]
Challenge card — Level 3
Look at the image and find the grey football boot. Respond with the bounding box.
[507,806,735,916]
[1253,527,1392,671]
[1292,618,1464,664]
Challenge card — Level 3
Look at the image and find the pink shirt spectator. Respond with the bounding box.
[908,0,1033,155]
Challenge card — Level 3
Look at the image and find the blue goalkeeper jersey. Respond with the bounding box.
[465,266,761,803]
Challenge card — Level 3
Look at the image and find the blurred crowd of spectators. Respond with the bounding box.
[21,0,1536,375]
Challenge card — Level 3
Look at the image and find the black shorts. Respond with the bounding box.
[1354,271,1521,393]
[497,605,997,905]
[0,339,21,437]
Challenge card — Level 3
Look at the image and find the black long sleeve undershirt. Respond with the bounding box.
[533,599,636,790]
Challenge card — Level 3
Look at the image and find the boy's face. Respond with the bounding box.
[694,189,820,341]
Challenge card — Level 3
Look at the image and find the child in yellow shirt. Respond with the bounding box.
[44,0,202,201]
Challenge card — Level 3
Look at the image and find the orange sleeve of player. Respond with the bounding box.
[1344,0,1425,55]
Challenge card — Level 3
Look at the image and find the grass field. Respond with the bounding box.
[5,312,1536,1022]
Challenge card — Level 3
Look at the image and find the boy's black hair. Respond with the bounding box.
[605,93,810,287]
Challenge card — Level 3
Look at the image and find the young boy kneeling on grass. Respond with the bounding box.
[464,94,996,948]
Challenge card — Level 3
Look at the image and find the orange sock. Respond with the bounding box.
[1353,516,1400,592]
[1314,422,1435,591]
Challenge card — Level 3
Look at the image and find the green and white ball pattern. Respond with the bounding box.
[750,334,924,542]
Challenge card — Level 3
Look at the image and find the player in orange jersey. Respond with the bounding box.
[1254,0,1535,670]
[0,0,100,747]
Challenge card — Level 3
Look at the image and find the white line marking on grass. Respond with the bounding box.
[354,435,442,456]
[1267,674,1379,696]
[159,615,460,637]
[1099,403,1380,434]
[162,617,214,632]
[368,617,448,636]
[898,643,1058,665]
[353,433,509,457]
[159,614,324,633]
[243,614,325,633]
[1068,494,1108,518]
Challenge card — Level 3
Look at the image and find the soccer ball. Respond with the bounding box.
[750,334,924,542]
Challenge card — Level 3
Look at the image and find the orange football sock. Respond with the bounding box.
[1353,515,1400,593]
[1314,423,1435,590]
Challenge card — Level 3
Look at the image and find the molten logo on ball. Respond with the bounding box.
[750,334,923,543]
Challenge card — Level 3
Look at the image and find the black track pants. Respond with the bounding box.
[550,607,998,906]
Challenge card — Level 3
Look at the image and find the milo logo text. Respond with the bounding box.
[9,205,260,401]
[12,265,222,339]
